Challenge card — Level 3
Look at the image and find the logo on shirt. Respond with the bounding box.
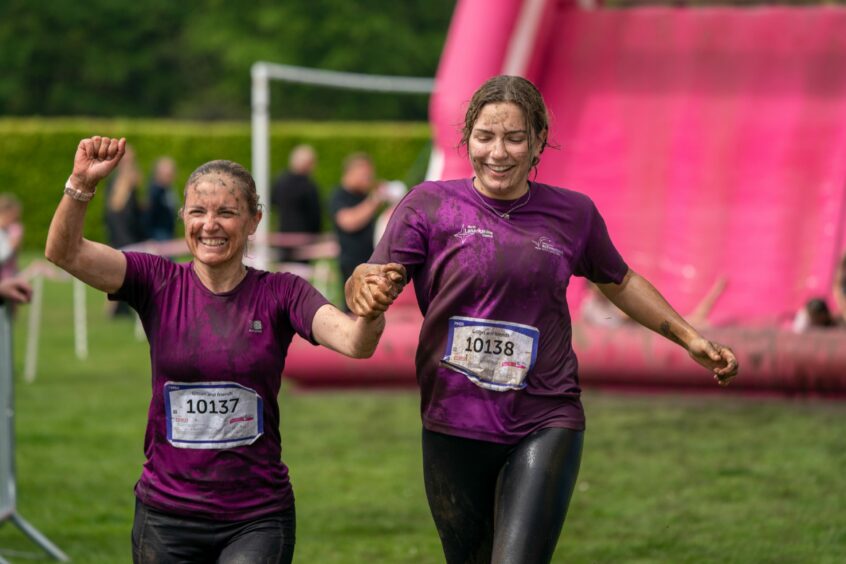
[532,236,563,256]
[453,224,493,243]
[249,320,263,333]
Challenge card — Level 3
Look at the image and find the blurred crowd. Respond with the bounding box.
[4,143,844,333]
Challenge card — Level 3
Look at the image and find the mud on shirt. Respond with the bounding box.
[111,252,328,521]
[371,179,628,444]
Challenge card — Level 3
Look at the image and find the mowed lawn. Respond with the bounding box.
[1,276,845,563]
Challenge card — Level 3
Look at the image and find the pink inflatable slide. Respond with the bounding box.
[284,1,846,395]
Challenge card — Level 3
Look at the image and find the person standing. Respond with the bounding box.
[330,152,385,305]
[271,145,322,235]
[46,136,400,563]
[270,145,323,263]
[145,156,178,241]
[0,193,24,282]
[347,75,739,564]
[104,144,145,249]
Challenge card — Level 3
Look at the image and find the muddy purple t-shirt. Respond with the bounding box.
[111,252,328,521]
[371,179,628,443]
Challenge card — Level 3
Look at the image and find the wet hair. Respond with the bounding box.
[460,75,550,167]
[185,160,260,216]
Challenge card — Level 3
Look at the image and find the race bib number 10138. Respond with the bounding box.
[441,316,539,391]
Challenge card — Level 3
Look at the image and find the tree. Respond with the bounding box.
[0,0,455,120]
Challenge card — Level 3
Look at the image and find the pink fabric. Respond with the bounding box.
[430,0,524,180]
[430,5,846,325]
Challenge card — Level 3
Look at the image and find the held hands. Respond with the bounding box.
[345,263,407,320]
[70,136,127,191]
[687,337,739,387]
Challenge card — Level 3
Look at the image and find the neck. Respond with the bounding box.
[193,260,247,294]
[472,178,530,200]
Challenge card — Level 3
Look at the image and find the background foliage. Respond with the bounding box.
[2,0,843,123]
[0,0,455,121]
[0,119,432,251]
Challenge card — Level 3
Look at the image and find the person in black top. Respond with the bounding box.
[104,144,145,249]
[271,145,323,262]
[145,157,178,241]
[329,152,385,308]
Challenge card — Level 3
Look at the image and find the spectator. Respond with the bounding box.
[145,157,178,241]
[792,254,846,332]
[330,152,385,305]
[0,193,24,281]
[793,298,837,332]
[271,145,323,263]
[104,144,145,249]
[0,194,29,309]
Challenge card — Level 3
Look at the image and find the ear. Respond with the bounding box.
[249,209,263,235]
[536,128,548,155]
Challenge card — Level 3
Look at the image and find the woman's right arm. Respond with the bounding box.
[45,136,128,294]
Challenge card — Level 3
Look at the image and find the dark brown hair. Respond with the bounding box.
[460,75,550,166]
[185,160,260,216]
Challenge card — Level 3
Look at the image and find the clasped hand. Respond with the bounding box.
[345,263,407,319]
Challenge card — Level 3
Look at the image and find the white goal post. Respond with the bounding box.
[250,62,435,270]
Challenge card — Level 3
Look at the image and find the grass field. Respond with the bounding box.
[1,274,845,563]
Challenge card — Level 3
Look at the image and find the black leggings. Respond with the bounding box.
[131,500,295,564]
[422,427,583,564]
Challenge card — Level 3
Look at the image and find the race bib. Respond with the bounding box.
[164,381,264,449]
[441,316,539,391]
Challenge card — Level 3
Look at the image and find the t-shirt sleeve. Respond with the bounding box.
[275,273,330,345]
[573,202,629,284]
[108,252,174,315]
[328,188,347,217]
[370,189,428,278]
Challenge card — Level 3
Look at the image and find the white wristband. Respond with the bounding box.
[64,177,96,202]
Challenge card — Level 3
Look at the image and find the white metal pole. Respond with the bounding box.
[251,62,271,271]
[73,277,88,360]
[23,275,43,383]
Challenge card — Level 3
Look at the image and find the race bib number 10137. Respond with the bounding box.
[164,381,264,449]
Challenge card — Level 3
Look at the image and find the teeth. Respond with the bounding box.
[488,165,512,172]
[200,238,226,247]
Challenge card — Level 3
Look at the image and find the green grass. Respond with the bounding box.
[1,274,845,563]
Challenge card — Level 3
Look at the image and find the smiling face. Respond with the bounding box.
[469,102,543,200]
[182,173,261,270]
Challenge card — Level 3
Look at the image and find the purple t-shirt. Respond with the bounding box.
[371,179,628,444]
[111,252,328,521]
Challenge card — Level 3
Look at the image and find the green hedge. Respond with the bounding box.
[0,118,432,251]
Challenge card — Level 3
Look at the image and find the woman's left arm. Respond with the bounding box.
[311,304,386,359]
[597,269,739,385]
